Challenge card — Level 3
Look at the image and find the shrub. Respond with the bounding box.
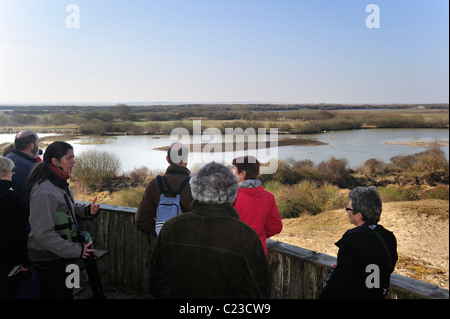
[73,150,122,189]
[389,154,416,172]
[378,185,421,202]
[274,181,347,218]
[360,158,389,178]
[129,166,151,184]
[421,185,449,200]
[78,119,106,135]
[413,147,449,185]
[262,180,283,193]
[316,157,356,188]
[114,187,146,207]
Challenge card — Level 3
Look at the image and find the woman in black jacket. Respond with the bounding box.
[0,156,30,299]
[320,186,398,299]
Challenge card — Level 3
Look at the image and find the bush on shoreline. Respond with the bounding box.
[68,147,449,217]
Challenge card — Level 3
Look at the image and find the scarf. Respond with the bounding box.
[48,164,71,182]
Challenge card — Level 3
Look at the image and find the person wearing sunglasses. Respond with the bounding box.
[320,186,398,299]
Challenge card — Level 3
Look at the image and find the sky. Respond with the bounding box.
[0,0,448,105]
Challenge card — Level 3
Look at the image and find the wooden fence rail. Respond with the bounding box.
[79,202,449,299]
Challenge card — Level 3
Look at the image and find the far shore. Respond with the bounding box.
[385,140,449,148]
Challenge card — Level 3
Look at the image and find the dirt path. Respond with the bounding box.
[272,199,449,290]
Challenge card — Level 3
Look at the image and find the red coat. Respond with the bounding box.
[233,186,283,255]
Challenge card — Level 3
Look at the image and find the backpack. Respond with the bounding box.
[155,175,190,236]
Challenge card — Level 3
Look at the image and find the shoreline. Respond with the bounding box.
[385,140,449,148]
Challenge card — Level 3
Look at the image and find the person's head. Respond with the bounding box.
[0,156,15,180]
[346,186,382,226]
[231,156,260,182]
[14,130,39,155]
[166,142,189,166]
[43,141,75,176]
[190,162,238,205]
[1,143,15,157]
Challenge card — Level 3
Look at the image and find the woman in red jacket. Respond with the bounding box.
[232,156,282,255]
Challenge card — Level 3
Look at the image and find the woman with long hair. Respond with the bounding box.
[27,141,99,299]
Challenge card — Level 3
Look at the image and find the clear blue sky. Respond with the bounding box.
[0,0,448,105]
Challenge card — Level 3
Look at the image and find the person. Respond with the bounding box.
[6,130,40,220]
[5,131,43,298]
[150,162,270,299]
[26,141,100,299]
[135,142,193,237]
[0,157,30,298]
[231,156,282,256]
[319,186,398,299]
[1,143,14,157]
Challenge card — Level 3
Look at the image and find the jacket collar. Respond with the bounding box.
[46,170,70,192]
[239,179,262,188]
[336,223,384,247]
[11,149,37,163]
[165,164,190,176]
[191,201,240,219]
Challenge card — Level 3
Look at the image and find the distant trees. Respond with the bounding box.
[0,104,448,135]
[114,104,135,121]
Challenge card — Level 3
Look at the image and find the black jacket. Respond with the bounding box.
[320,223,398,299]
[6,150,37,218]
[150,201,270,299]
[0,180,29,271]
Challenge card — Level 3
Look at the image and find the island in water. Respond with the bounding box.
[153,138,328,152]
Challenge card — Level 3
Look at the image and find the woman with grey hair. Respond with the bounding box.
[320,186,398,299]
[348,186,382,225]
[190,161,239,204]
[150,162,269,299]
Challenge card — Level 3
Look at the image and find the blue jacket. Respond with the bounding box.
[6,150,37,220]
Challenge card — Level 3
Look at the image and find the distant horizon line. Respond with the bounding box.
[1,101,449,107]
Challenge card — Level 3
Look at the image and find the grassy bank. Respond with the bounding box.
[1,105,448,136]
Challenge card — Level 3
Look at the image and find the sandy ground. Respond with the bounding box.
[272,199,449,290]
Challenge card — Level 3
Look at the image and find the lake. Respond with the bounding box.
[1,129,448,173]
[68,128,448,173]
[0,133,58,144]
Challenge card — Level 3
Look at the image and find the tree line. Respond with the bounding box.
[1,103,448,135]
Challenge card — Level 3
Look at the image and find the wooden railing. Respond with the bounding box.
[79,202,449,299]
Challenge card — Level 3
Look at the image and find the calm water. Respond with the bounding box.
[0,133,58,144]
[1,129,448,173]
[68,128,448,173]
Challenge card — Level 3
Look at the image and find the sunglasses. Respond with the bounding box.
[11,167,16,173]
[345,207,355,212]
